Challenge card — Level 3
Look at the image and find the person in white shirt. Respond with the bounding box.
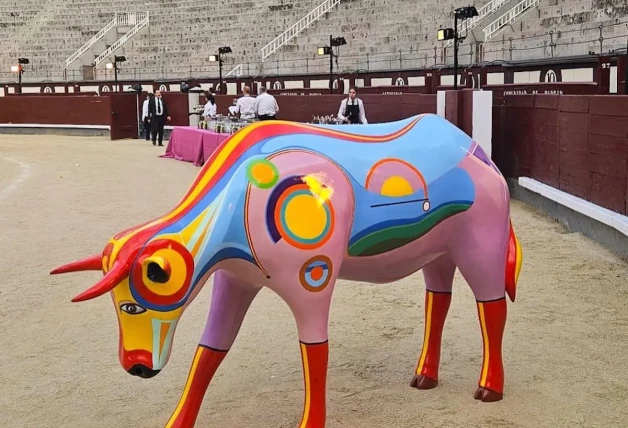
[141,94,151,141]
[254,86,279,121]
[203,92,217,119]
[235,86,256,120]
[338,86,368,124]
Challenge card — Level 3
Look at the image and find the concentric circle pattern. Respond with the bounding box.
[247,158,279,189]
[266,176,335,250]
[130,239,194,311]
[299,255,333,292]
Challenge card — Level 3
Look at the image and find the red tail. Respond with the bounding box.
[505,220,523,302]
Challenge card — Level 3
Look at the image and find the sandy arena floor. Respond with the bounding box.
[1,135,628,428]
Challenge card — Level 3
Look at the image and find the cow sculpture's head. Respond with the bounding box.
[51,227,200,378]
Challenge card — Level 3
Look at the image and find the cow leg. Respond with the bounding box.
[473,297,507,402]
[272,270,338,428]
[411,255,456,390]
[164,270,261,428]
[451,238,508,402]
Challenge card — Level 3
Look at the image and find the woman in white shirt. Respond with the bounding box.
[203,92,217,119]
[338,87,368,124]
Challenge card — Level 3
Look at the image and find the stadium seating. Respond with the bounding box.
[0,0,627,83]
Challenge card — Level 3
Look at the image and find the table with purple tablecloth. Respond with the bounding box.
[160,127,229,166]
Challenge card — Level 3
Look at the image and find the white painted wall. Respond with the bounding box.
[371,78,392,86]
[407,76,425,86]
[284,80,304,89]
[561,68,593,82]
[487,73,504,85]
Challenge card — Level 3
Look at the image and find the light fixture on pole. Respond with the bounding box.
[317,36,346,94]
[209,46,232,95]
[438,6,478,90]
[11,58,29,95]
[105,55,126,92]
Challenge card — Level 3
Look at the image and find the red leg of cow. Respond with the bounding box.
[298,341,329,428]
[411,290,452,389]
[474,298,507,402]
[164,345,228,428]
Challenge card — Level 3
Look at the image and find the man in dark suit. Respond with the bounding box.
[148,90,171,146]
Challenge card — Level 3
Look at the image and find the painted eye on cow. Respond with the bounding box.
[147,262,170,284]
[120,303,147,315]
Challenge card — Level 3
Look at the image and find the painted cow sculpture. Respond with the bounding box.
[51,114,523,428]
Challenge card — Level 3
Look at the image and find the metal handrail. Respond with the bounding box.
[261,0,341,60]
[94,12,150,66]
[483,0,540,41]
[65,15,117,68]
[445,0,508,47]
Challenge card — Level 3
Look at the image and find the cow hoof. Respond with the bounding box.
[474,387,503,402]
[410,375,438,390]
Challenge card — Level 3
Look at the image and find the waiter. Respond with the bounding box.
[254,86,279,121]
[148,90,171,146]
[337,87,368,124]
[235,86,256,120]
[141,93,152,141]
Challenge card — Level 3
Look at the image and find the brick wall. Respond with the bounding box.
[498,94,628,215]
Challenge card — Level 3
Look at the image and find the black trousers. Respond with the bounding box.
[142,118,151,140]
[151,116,166,145]
[258,115,276,121]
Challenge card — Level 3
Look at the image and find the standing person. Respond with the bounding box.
[254,86,279,121]
[148,90,171,146]
[203,92,217,120]
[337,86,368,124]
[235,86,256,120]
[141,93,152,141]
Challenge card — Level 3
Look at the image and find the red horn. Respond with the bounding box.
[71,262,126,303]
[50,254,102,275]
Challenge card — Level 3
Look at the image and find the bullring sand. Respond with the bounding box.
[1,135,627,428]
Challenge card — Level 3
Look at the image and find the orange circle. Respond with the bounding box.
[309,266,324,281]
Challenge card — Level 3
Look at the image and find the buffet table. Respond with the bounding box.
[160,127,229,166]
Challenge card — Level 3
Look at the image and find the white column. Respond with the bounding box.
[436,90,446,118]
[472,90,493,157]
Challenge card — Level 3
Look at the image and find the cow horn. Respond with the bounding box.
[50,254,102,275]
[71,262,126,303]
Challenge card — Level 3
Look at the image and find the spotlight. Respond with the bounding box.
[330,37,347,47]
[454,6,479,19]
[437,28,455,41]
[317,47,332,56]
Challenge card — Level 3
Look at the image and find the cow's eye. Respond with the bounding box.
[120,303,146,315]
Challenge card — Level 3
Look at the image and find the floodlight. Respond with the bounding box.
[105,62,114,69]
[437,28,455,41]
[330,37,347,47]
[317,46,332,56]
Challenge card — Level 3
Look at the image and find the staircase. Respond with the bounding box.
[261,0,342,61]
[483,0,541,42]
[445,0,508,48]
[64,12,149,71]
[94,13,150,67]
